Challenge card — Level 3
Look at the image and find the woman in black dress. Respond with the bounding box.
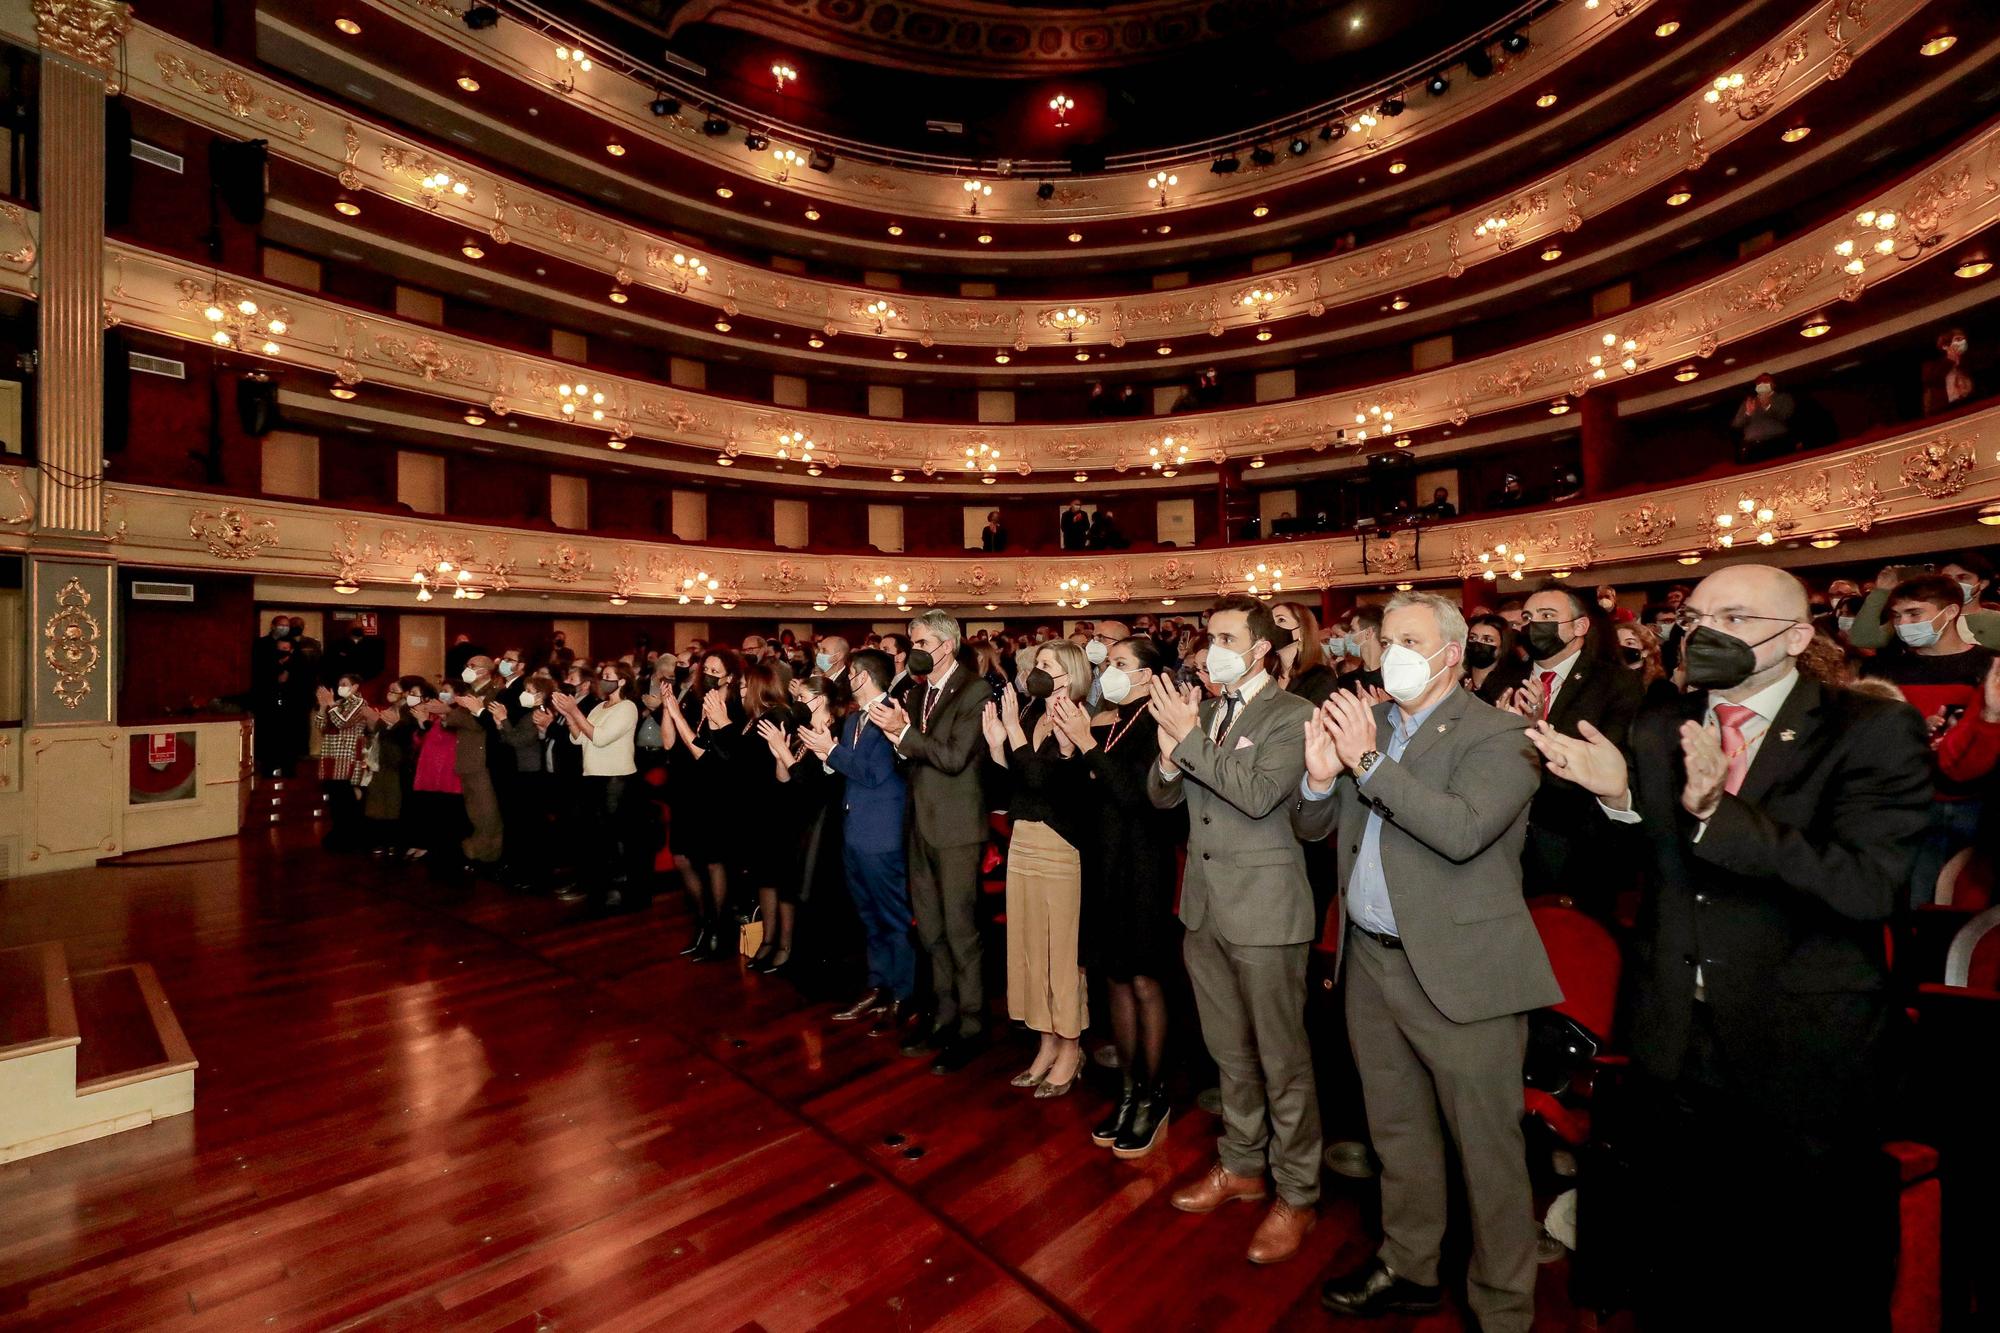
[1054,633,1186,1157]
[1273,601,1339,705]
[667,649,744,959]
[712,659,806,973]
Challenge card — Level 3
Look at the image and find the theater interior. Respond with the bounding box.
[0,0,1996,1327]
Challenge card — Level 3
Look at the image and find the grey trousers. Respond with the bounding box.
[1346,929,1537,1333]
[908,835,984,1037]
[1182,919,1321,1206]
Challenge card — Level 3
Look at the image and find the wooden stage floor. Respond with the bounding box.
[0,829,1610,1331]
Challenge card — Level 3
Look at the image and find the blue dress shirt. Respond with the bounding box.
[1300,694,1448,938]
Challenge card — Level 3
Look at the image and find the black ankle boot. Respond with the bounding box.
[1113,1084,1170,1159]
[1092,1077,1138,1148]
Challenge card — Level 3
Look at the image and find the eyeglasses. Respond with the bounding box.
[1672,608,1802,632]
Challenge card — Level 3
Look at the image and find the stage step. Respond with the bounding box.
[251,773,326,829]
[0,944,197,1162]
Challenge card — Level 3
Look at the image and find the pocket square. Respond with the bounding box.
[1234,734,1256,751]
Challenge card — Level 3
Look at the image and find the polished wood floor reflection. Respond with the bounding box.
[0,830,1611,1331]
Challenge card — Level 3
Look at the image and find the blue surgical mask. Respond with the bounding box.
[1836,616,1856,633]
[1895,609,1947,649]
[1323,635,1351,658]
[437,689,455,705]
[816,651,834,672]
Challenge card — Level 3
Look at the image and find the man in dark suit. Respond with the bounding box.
[1499,581,1642,905]
[879,633,917,703]
[868,611,990,1073]
[804,649,913,1035]
[1531,564,1932,1331]
[1146,594,1321,1266]
[1060,499,1092,551]
[1293,593,1559,1329]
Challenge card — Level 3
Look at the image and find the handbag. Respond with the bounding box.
[636,713,664,750]
[738,906,764,957]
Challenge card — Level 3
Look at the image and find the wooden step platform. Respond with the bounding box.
[0,943,197,1162]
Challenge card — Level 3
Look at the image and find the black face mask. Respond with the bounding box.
[1681,624,1791,690]
[1524,621,1571,662]
[1463,641,1499,670]
[1025,668,1055,699]
[906,648,935,676]
[1620,646,1645,667]
[1269,624,1296,649]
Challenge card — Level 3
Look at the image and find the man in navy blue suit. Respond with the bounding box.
[801,648,914,1035]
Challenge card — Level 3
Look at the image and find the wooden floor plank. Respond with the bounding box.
[0,831,1616,1331]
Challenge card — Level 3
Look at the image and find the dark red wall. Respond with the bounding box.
[118,570,255,724]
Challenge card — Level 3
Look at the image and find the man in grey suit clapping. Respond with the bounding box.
[1293,591,1557,1331]
[1147,594,1322,1266]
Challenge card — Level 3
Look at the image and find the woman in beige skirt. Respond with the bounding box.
[982,639,1093,1097]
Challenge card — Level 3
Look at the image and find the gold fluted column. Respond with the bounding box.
[31,0,129,537]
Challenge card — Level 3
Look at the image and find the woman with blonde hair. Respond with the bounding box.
[982,637,1093,1097]
[1613,621,1682,708]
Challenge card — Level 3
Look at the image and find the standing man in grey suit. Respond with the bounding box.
[1147,594,1322,1266]
[868,610,991,1074]
[1293,591,1558,1331]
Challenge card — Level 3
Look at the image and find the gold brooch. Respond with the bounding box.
[1778,729,1796,742]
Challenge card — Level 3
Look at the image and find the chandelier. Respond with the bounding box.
[1146,171,1178,207]
[558,379,605,421]
[961,179,993,215]
[872,574,910,609]
[663,251,709,294]
[771,148,804,182]
[1049,93,1074,127]
[418,168,471,209]
[1148,435,1191,476]
[1586,331,1648,381]
[962,439,1002,474]
[772,62,796,93]
[1833,206,1931,278]
[1475,540,1531,581]
[413,557,484,602]
[864,299,897,334]
[775,429,815,465]
[1350,403,1394,443]
[1243,563,1284,596]
[1239,287,1280,320]
[1712,494,1793,548]
[677,569,721,605]
[198,282,289,356]
[1056,575,1091,608]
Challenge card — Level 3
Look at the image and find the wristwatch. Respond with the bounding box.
[1353,750,1381,778]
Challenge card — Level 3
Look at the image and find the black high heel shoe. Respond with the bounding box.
[752,947,791,975]
[679,918,711,957]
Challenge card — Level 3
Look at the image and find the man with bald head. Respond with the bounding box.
[1531,563,1932,1331]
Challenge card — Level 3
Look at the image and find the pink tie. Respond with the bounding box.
[1540,670,1558,718]
[1714,703,1756,795]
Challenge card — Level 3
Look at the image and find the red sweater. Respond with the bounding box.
[1863,645,1997,798]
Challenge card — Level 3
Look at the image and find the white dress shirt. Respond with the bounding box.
[1529,646,1582,714]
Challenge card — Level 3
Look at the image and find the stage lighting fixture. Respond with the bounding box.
[1501,30,1529,54]
[1466,48,1493,78]
[1319,121,1345,141]
[808,149,836,173]
[462,3,498,30]
[1379,97,1405,117]
[701,112,730,136]
[1035,180,1056,200]
[1211,152,1239,174]
[649,91,679,117]
[1288,135,1310,155]
[743,130,768,151]
[1426,71,1449,96]
[1249,143,1276,166]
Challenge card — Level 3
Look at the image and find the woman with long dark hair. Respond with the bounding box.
[1057,633,1186,1156]
[667,649,744,957]
[1464,613,1529,704]
[1273,601,1337,704]
[713,659,804,971]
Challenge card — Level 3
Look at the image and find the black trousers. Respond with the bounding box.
[1593,1003,1899,1332]
[500,768,550,887]
[580,775,644,905]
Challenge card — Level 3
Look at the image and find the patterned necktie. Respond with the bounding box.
[920,677,942,730]
[1713,703,1757,795]
[1540,670,1558,718]
[1217,690,1244,741]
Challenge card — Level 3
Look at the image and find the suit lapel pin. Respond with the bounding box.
[1778,728,1796,742]
[1436,723,1448,733]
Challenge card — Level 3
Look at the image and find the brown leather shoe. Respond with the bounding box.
[1169,1161,1268,1214]
[1246,1199,1316,1265]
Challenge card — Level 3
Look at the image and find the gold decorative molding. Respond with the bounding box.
[1897,437,1976,498]
[31,0,129,80]
[62,0,1932,353]
[45,82,1998,480]
[189,507,278,560]
[0,466,35,526]
[41,576,101,710]
[1615,501,1677,547]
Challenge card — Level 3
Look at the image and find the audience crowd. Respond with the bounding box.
[274,545,1999,1331]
